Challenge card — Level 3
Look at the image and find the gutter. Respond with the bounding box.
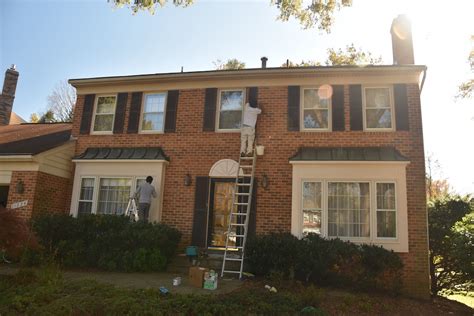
[69,65,428,87]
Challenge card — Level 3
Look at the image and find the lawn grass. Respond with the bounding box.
[1,267,472,315]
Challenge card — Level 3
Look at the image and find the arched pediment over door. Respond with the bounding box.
[209,159,243,177]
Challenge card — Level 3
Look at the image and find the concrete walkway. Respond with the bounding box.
[0,264,243,295]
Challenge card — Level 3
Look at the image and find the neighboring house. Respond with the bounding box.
[0,66,75,218]
[68,15,429,298]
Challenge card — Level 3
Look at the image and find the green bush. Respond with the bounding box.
[246,233,403,293]
[31,213,181,272]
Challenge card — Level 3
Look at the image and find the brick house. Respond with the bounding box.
[0,66,75,219]
[67,15,429,298]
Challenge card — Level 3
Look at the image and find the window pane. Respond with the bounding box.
[377,183,396,209]
[377,211,396,237]
[93,114,114,131]
[328,182,370,238]
[303,182,321,209]
[303,89,329,109]
[303,109,328,129]
[142,113,164,131]
[303,210,321,235]
[97,178,132,215]
[366,88,390,108]
[366,109,392,129]
[144,93,166,113]
[220,91,243,111]
[219,110,242,129]
[80,178,94,201]
[96,96,116,113]
[78,202,92,216]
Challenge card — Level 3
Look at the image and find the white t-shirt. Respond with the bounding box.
[242,103,262,128]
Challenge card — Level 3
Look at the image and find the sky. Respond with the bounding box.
[1,0,473,194]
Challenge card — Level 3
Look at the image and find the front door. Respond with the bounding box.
[208,179,236,248]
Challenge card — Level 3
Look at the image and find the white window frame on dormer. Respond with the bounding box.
[139,92,168,134]
[300,86,332,131]
[362,86,395,131]
[216,88,245,132]
[91,94,117,134]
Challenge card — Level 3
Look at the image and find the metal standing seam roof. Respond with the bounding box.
[74,147,169,161]
[289,147,409,162]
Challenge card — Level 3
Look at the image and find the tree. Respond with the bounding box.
[111,0,353,32]
[457,35,473,99]
[428,196,473,295]
[213,58,246,70]
[30,81,76,123]
[425,154,452,201]
[282,44,383,67]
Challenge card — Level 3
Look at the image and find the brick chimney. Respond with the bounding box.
[0,65,19,126]
[390,15,414,65]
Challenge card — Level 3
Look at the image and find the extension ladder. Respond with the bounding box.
[221,149,257,278]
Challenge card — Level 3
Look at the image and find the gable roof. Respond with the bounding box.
[9,112,26,125]
[0,123,72,155]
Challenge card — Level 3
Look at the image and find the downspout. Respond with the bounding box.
[420,67,427,93]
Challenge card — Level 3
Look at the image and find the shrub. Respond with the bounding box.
[31,213,181,272]
[246,233,403,294]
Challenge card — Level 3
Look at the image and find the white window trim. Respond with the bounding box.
[299,179,400,244]
[375,181,398,240]
[139,92,168,134]
[215,88,246,133]
[362,85,395,131]
[300,86,332,132]
[91,94,117,135]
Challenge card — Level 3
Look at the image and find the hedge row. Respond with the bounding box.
[30,214,181,272]
[246,233,403,293]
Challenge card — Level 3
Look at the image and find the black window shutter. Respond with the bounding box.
[248,87,258,106]
[288,86,300,131]
[394,84,409,131]
[331,85,345,131]
[79,94,95,135]
[127,92,143,134]
[164,90,179,133]
[247,183,257,237]
[191,176,209,248]
[349,85,363,131]
[113,93,128,134]
[203,88,217,131]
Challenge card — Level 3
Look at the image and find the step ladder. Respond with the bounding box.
[221,149,257,278]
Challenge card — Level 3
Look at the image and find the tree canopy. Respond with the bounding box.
[30,81,76,123]
[457,35,473,99]
[111,0,353,32]
[213,58,246,70]
[282,44,383,67]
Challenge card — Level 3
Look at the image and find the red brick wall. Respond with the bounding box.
[7,171,72,219]
[72,84,429,298]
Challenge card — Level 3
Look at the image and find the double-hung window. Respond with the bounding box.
[92,95,117,133]
[217,89,244,131]
[376,183,397,238]
[141,93,167,132]
[78,178,95,216]
[301,87,330,130]
[363,87,394,130]
[302,182,323,234]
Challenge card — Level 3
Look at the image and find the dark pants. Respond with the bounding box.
[138,203,150,223]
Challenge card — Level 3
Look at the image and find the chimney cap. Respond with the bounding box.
[10,64,16,70]
[261,56,268,62]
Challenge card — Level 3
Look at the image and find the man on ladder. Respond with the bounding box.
[221,100,261,279]
[240,101,262,157]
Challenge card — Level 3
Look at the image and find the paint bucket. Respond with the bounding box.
[256,145,265,156]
